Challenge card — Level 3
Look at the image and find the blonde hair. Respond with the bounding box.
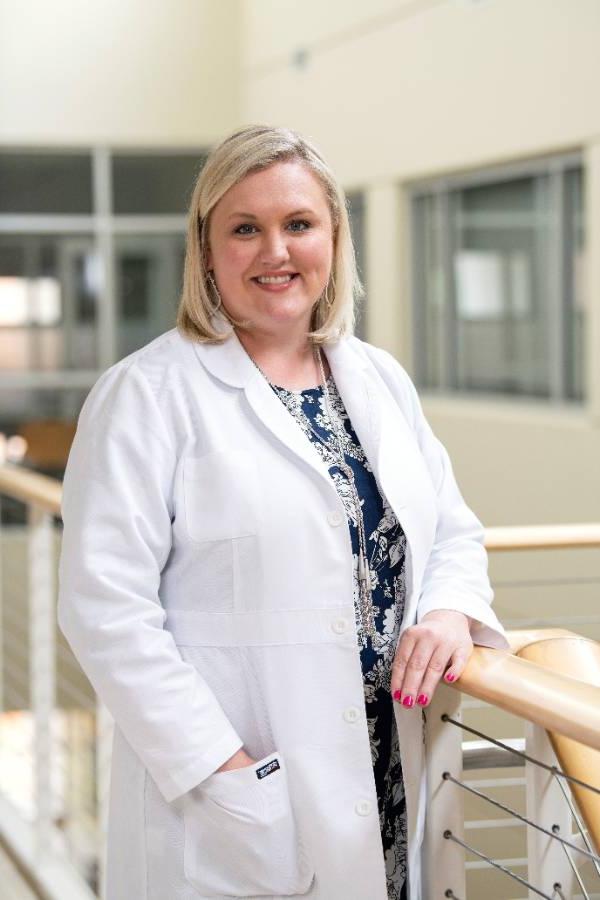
[176,124,364,345]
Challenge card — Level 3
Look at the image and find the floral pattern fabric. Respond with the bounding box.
[269,374,408,900]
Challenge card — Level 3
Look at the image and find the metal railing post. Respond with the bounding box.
[28,503,57,861]
[525,721,574,899]
[423,683,466,899]
[96,700,113,900]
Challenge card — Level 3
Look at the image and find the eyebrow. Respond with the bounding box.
[227,208,315,220]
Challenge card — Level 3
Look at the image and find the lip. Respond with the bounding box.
[251,273,300,292]
[252,272,298,279]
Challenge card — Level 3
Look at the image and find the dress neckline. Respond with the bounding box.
[270,373,336,396]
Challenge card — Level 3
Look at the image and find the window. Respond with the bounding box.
[410,154,585,402]
[0,149,205,465]
[112,153,206,214]
[346,190,367,340]
[114,233,185,360]
[0,152,93,214]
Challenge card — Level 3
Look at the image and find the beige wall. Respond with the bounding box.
[240,0,600,535]
[2,0,596,520]
[0,0,241,145]
[241,0,599,181]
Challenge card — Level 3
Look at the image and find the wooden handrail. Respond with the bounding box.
[0,463,61,515]
[456,641,600,753]
[456,628,600,852]
[485,522,600,551]
[1,463,599,550]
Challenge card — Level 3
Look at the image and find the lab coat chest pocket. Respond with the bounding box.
[182,751,315,897]
[183,450,261,543]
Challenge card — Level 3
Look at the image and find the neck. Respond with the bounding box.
[235,327,312,364]
[234,327,329,389]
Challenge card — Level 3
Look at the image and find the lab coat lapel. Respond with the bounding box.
[192,323,408,519]
[321,339,382,481]
[191,323,333,488]
[327,340,426,593]
[192,323,379,493]
[242,369,333,485]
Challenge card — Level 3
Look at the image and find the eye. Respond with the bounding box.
[234,223,257,235]
[288,219,311,232]
[233,219,311,236]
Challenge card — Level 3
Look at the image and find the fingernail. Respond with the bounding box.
[393,690,402,701]
[417,694,428,706]
[445,672,455,683]
[402,695,414,708]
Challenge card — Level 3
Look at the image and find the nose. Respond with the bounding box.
[258,227,291,268]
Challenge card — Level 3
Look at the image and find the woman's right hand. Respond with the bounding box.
[216,748,256,773]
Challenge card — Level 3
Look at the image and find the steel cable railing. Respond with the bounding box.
[439,712,600,897]
[552,775,600,878]
[444,715,600,800]
[427,710,600,898]
[442,830,567,899]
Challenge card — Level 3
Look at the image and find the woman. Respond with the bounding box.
[58,124,509,900]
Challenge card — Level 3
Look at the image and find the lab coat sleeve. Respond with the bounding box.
[57,360,244,803]
[365,344,510,651]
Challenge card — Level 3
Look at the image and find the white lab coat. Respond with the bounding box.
[57,319,509,900]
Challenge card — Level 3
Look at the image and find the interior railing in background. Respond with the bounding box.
[0,461,598,900]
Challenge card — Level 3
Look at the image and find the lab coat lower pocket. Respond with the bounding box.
[182,751,315,897]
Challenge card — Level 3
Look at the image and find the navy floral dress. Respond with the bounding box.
[269,374,409,900]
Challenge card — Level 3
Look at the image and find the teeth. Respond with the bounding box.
[256,274,294,284]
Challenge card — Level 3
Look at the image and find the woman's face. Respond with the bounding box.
[206,160,334,337]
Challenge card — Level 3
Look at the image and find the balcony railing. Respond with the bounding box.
[0,460,599,899]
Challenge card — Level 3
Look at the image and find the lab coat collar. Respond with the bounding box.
[190,315,381,490]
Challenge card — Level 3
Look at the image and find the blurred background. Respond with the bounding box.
[0,1,598,898]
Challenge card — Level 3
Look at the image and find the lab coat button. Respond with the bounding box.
[355,799,372,816]
[327,510,344,527]
[343,706,360,723]
[331,617,348,634]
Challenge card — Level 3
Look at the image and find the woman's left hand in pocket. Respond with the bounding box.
[390,610,474,709]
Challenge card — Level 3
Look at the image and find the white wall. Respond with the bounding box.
[239,0,600,533]
[0,0,241,145]
[241,0,599,182]
[2,0,598,561]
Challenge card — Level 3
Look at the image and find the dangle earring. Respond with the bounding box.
[322,275,335,310]
[206,270,222,313]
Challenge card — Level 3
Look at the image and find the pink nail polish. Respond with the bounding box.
[393,690,401,701]
[445,672,455,683]
[417,694,428,706]
[402,695,414,708]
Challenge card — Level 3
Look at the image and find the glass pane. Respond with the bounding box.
[0,235,99,371]
[346,191,367,339]
[565,167,585,401]
[114,233,185,360]
[112,154,206,214]
[0,152,93,214]
[413,193,444,389]
[452,175,552,396]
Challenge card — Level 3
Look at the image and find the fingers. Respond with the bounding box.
[407,645,449,708]
[390,628,417,706]
[390,625,473,709]
[442,644,473,686]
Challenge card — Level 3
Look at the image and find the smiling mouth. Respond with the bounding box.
[252,273,299,284]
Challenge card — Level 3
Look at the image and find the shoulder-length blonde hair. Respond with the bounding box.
[176,124,364,345]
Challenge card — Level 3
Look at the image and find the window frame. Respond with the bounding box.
[0,146,207,391]
[407,150,584,404]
